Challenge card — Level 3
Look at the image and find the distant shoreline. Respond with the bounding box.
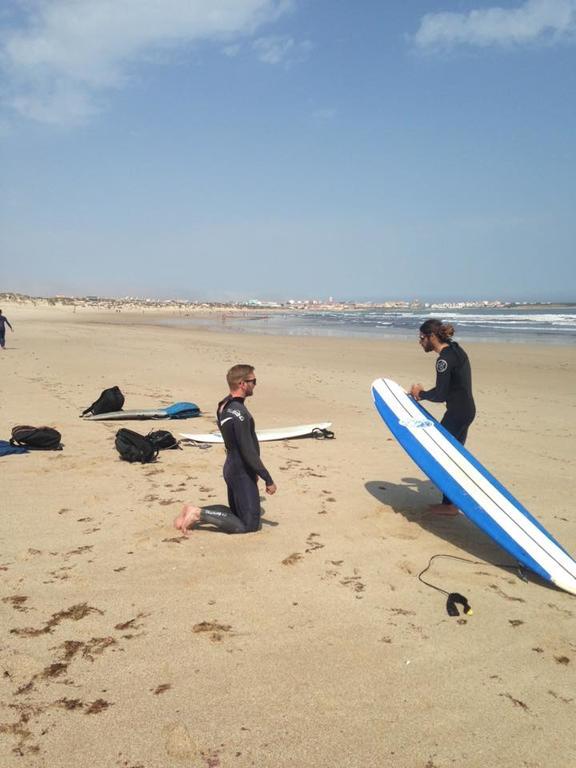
[4,296,573,346]
[1,292,574,314]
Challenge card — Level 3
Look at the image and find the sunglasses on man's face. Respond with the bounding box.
[244,378,257,384]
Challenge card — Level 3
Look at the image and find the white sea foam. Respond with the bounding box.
[161,307,576,344]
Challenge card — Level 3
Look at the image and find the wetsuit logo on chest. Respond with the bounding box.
[228,408,244,421]
[436,359,448,373]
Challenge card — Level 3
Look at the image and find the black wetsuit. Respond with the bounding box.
[198,395,273,534]
[0,315,12,348]
[419,342,476,504]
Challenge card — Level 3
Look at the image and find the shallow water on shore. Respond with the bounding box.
[159,307,576,345]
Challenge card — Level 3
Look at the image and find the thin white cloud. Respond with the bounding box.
[222,43,243,58]
[311,108,336,121]
[0,0,293,125]
[414,0,576,50]
[252,34,313,65]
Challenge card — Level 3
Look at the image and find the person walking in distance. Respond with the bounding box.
[0,310,14,350]
[174,364,277,534]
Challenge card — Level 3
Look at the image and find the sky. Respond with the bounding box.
[0,0,575,302]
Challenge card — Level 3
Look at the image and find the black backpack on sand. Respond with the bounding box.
[146,430,181,450]
[115,428,158,464]
[82,386,125,417]
[10,425,63,451]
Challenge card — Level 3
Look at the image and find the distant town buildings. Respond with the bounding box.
[0,291,570,312]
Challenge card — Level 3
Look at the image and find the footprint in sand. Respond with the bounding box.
[192,621,232,642]
[322,564,366,597]
[499,692,529,712]
[547,690,573,703]
[547,602,574,618]
[44,566,76,583]
[114,613,148,637]
[340,574,365,595]
[63,545,93,560]
[488,584,526,603]
[305,533,324,553]
[164,722,199,760]
[282,553,303,566]
[2,595,30,612]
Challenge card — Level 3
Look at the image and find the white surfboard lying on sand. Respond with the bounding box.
[84,408,175,421]
[180,422,333,443]
[83,402,200,421]
[371,377,576,595]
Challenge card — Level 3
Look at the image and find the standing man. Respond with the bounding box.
[174,364,277,535]
[410,319,476,516]
[0,310,14,350]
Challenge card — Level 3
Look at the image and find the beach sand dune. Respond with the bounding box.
[1,305,575,767]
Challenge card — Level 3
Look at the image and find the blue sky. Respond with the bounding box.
[1,0,575,302]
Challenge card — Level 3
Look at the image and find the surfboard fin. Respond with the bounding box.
[446,592,473,617]
[515,566,529,583]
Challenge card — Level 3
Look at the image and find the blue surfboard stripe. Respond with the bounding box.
[389,383,566,550]
[372,382,569,585]
[411,398,572,557]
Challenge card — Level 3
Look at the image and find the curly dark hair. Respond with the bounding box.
[419,318,455,342]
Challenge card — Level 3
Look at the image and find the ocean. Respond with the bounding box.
[163,306,576,345]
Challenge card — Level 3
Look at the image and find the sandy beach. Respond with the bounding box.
[1,302,575,768]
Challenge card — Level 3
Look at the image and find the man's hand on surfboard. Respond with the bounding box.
[410,383,424,400]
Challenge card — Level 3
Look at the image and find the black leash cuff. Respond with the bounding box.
[446,592,473,617]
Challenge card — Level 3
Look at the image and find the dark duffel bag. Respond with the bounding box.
[10,425,63,450]
[115,428,158,464]
[82,386,125,417]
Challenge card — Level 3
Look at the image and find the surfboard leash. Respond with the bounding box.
[179,439,212,450]
[311,428,335,439]
[418,554,528,617]
[417,555,474,616]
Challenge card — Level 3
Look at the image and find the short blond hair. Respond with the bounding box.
[227,364,254,388]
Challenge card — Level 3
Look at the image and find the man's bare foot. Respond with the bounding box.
[425,503,460,517]
[173,505,202,536]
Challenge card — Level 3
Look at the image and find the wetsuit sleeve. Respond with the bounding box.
[419,352,453,403]
[232,418,274,486]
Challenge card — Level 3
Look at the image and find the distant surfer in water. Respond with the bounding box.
[410,319,476,516]
[174,364,277,535]
[0,310,14,350]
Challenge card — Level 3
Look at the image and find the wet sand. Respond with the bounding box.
[1,303,575,767]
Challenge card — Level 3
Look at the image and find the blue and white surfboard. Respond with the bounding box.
[83,402,200,421]
[372,378,576,596]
